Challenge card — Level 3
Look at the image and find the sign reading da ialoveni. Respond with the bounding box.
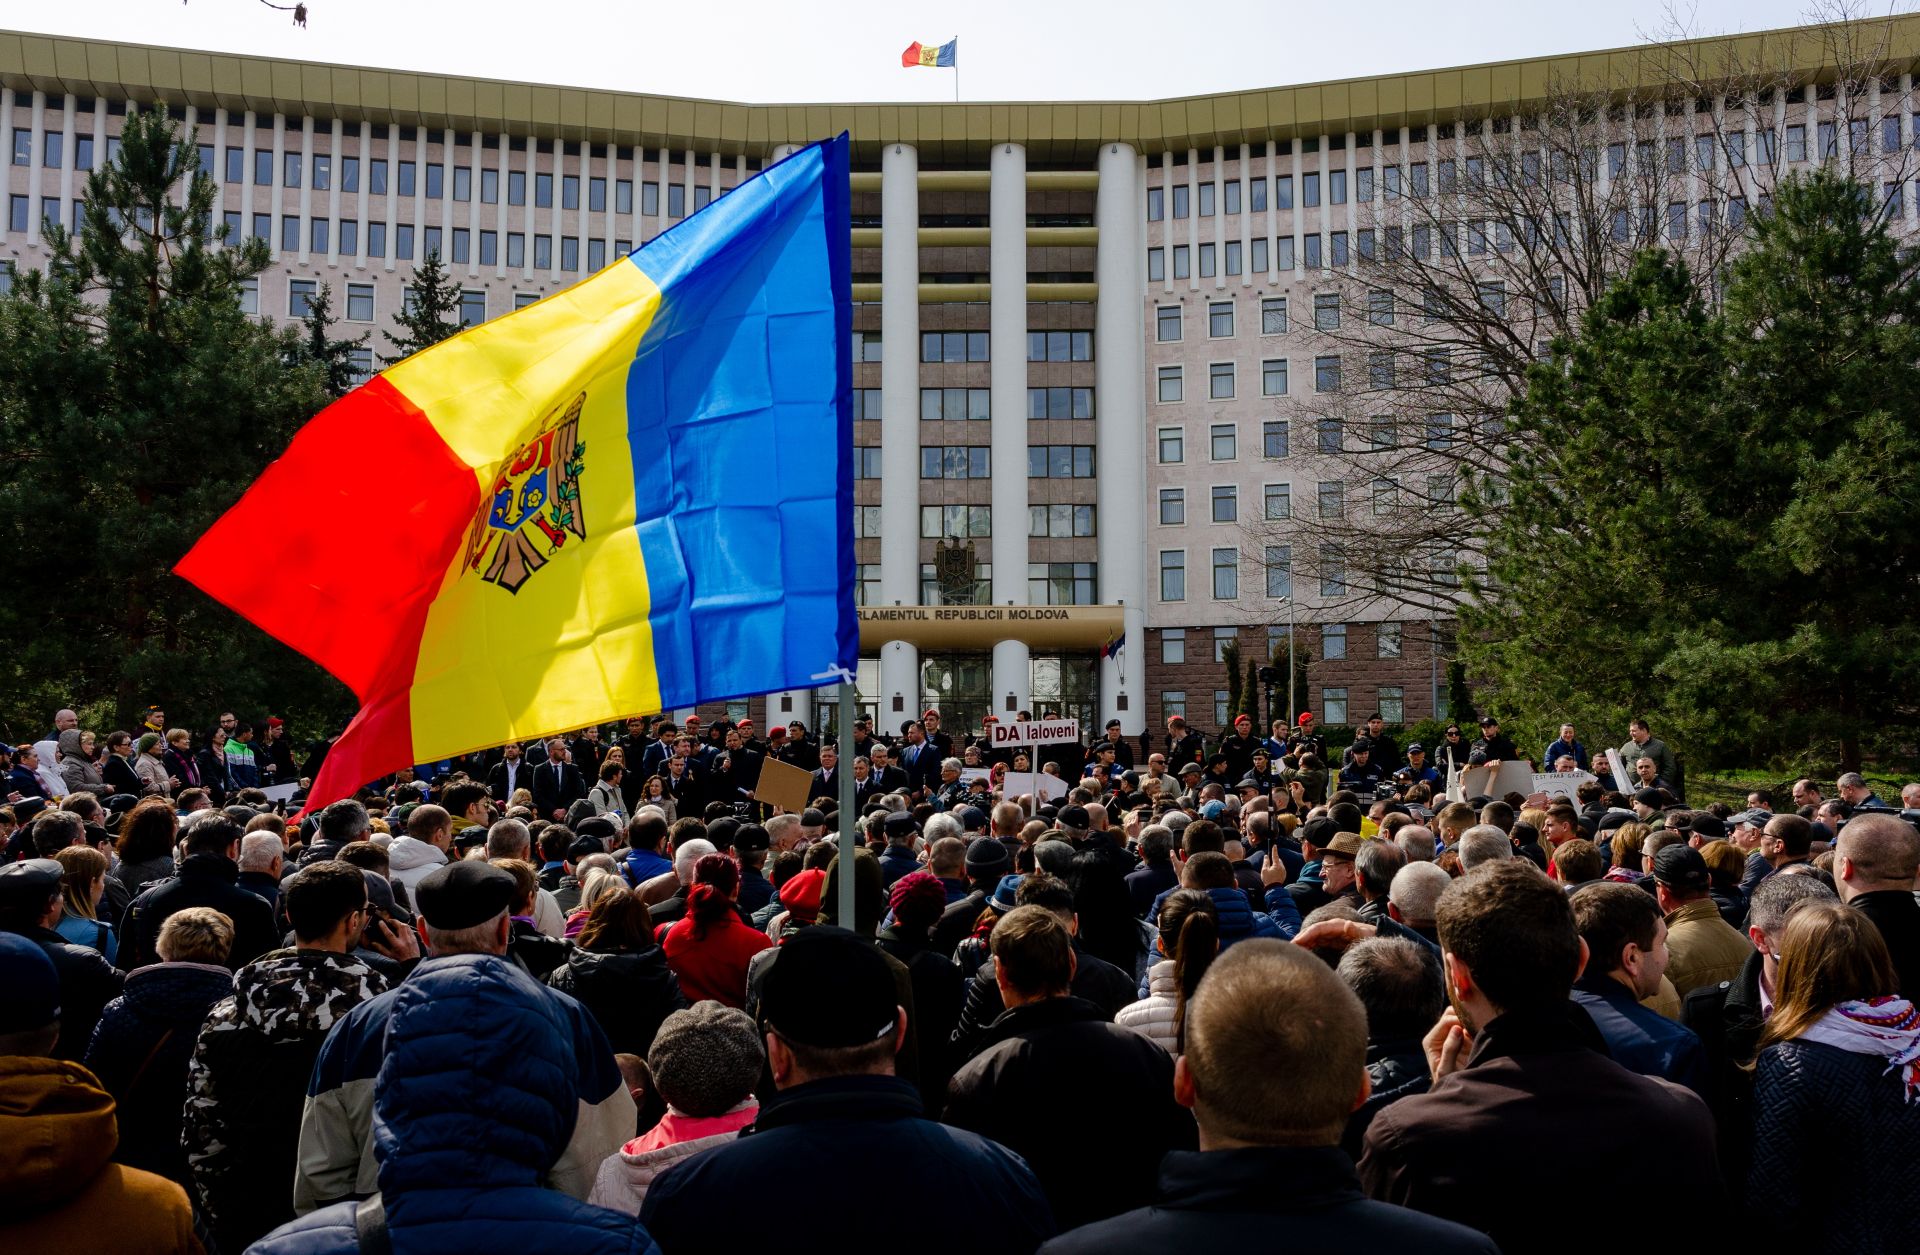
[991,718,1082,747]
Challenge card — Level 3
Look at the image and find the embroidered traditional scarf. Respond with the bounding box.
[1800,996,1920,1102]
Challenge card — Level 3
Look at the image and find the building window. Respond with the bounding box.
[1322,687,1349,725]
[1211,484,1238,522]
[237,279,259,315]
[395,224,415,260]
[920,331,990,362]
[563,175,580,210]
[450,227,470,264]
[1160,551,1186,601]
[921,504,993,538]
[1027,387,1095,420]
[1173,245,1190,279]
[1314,293,1339,331]
[369,159,388,195]
[1029,562,1097,605]
[451,165,469,201]
[1320,545,1347,595]
[1027,330,1093,361]
[458,290,486,326]
[425,164,445,199]
[853,448,883,479]
[921,387,991,421]
[1215,690,1233,727]
[1157,306,1181,341]
[1209,363,1235,400]
[1318,481,1344,519]
[1378,686,1405,724]
[345,282,374,321]
[922,446,992,479]
[1263,420,1290,459]
[1163,691,1188,720]
[1378,622,1402,658]
[1199,183,1216,217]
[1315,355,1342,393]
[1198,243,1217,277]
[1158,428,1184,463]
[1317,416,1343,454]
[1029,504,1096,538]
[1213,627,1238,662]
[254,149,273,186]
[480,230,499,266]
[853,564,881,606]
[284,151,301,188]
[1261,359,1289,396]
[535,172,553,208]
[1159,487,1185,525]
[288,279,317,317]
[1147,187,1164,221]
[534,235,552,269]
[1158,365,1183,403]
[1224,179,1242,214]
[1027,446,1095,478]
[562,237,580,271]
[347,346,373,387]
[506,232,526,267]
[588,239,606,270]
[1162,630,1186,665]
[1264,484,1291,520]
[1148,248,1165,281]
[1209,301,1234,337]
[1304,235,1323,268]
[1323,623,1348,660]
[1266,546,1292,598]
[1210,424,1237,461]
[1212,549,1239,599]
[1172,185,1190,218]
[852,330,883,362]
[310,218,331,254]
[1250,177,1267,211]
[1262,296,1288,335]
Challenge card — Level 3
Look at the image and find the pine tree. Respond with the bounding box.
[1240,655,1263,729]
[382,248,462,364]
[0,105,347,732]
[294,282,369,400]
[1221,639,1242,736]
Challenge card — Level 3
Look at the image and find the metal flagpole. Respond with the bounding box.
[953,37,960,103]
[836,680,857,925]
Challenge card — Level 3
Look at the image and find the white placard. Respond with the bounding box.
[262,782,301,803]
[990,718,1082,747]
[1605,748,1632,791]
[960,768,992,789]
[1530,770,1596,799]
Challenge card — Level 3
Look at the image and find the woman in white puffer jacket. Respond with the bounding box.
[1115,888,1219,1055]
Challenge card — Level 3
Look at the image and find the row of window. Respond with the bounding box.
[898,503,1099,539]
[1160,622,1407,665]
[851,563,1098,606]
[1153,357,1337,402]
[911,386,1098,422]
[910,445,1104,479]
[1161,683,1404,728]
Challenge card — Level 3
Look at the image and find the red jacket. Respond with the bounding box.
[659,913,773,1008]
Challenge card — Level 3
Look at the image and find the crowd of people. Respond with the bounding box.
[4,701,1920,1254]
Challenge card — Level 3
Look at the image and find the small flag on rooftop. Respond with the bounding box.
[902,38,958,68]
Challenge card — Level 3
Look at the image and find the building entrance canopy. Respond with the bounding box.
[858,604,1123,651]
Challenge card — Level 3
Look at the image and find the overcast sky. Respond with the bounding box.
[10,1,1893,103]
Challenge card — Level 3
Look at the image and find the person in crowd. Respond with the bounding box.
[193,727,232,806]
[82,906,234,1189]
[641,926,1055,1253]
[1569,882,1706,1093]
[118,815,276,972]
[114,798,181,900]
[58,728,108,797]
[237,831,285,906]
[658,852,772,1007]
[548,883,688,1057]
[1832,812,1920,998]
[485,818,569,936]
[1116,888,1218,1055]
[255,944,660,1255]
[533,737,590,821]
[944,905,1194,1229]
[1385,861,1449,945]
[1358,862,1721,1251]
[620,811,675,890]
[876,869,966,1107]
[1653,844,1755,999]
[1745,900,1920,1251]
[877,810,921,885]
[1354,839,1406,925]
[0,934,201,1255]
[185,861,394,1253]
[1543,723,1588,771]
[0,857,124,1060]
[493,857,570,979]
[931,835,1011,957]
[590,759,630,823]
[386,801,451,897]
[1619,719,1677,790]
[1337,937,1447,1158]
[589,1002,763,1217]
[53,845,116,961]
[1042,939,1494,1255]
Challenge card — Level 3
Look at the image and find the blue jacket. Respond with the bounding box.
[621,848,674,887]
[1571,973,1707,1096]
[1144,883,1301,944]
[250,955,656,1255]
[1543,738,1588,770]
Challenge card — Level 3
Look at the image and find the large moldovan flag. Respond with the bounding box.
[178,135,856,806]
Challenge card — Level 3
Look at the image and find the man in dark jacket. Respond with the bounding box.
[486,741,531,804]
[1215,713,1262,781]
[1125,826,1179,919]
[1835,813,1920,998]
[117,815,277,972]
[1359,863,1721,1253]
[644,927,1055,1253]
[185,861,393,1254]
[931,837,1010,958]
[1043,940,1493,1255]
[944,906,1194,1231]
[0,858,125,1059]
[532,738,589,821]
[1165,714,1206,771]
[1468,715,1518,767]
[1337,936,1444,1159]
[1568,882,1707,1094]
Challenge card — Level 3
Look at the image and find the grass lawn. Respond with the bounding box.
[1688,768,1910,808]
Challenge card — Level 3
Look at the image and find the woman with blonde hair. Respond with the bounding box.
[54,845,116,961]
[1604,821,1650,882]
[565,866,625,939]
[1746,901,1920,1250]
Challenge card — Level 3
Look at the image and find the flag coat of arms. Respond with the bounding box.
[177,135,856,806]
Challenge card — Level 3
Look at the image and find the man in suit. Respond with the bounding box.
[531,737,588,821]
[637,720,677,780]
[867,743,910,796]
[720,726,764,809]
[487,742,530,804]
[920,709,955,762]
[809,742,842,804]
[898,722,939,796]
[850,754,882,811]
[777,721,822,773]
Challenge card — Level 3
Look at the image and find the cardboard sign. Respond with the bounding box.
[1459,760,1536,800]
[960,768,993,789]
[262,782,301,804]
[1605,748,1632,791]
[1530,770,1596,799]
[990,718,1081,747]
[755,756,815,813]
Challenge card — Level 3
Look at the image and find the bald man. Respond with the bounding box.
[1835,814,1920,999]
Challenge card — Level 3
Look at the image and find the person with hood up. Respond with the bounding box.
[0,934,201,1255]
[133,734,173,797]
[253,950,661,1255]
[589,1002,763,1216]
[83,907,236,1190]
[183,861,393,1254]
[30,738,68,801]
[548,884,688,1057]
[659,853,772,1007]
[384,803,451,898]
[58,727,108,797]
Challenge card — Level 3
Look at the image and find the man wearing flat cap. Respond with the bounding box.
[642,927,1056,1252]
[290,858,635,1216]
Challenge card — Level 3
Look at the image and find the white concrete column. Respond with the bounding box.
[1184,147,1199,291]
[240,110,256,247]
[26,92,44,238]
[354,120,372,270]
[992,641,1032,720]
[1096,142,1147,735]
[1158,150,1174,293]
[297,116,314,263]
[879,141,922,721]
[325,118,343,266]
[1211,143,1226,289]
[0,91,12,243]
[212,108,229,240]
[469,130,485,278]
[270,114,286,259]
[382,122,399,273]
[1238,141,1253,288]
[1264,139,1277,285]
[989,141,1031,711]
[496,133,511,277]
[57,95,75,226]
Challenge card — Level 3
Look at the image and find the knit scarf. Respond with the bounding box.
[1799,996,1920,1103]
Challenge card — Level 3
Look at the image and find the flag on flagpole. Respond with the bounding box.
[1101,630,1126,662]
[177,135,856,807]
[902,38,958,68]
